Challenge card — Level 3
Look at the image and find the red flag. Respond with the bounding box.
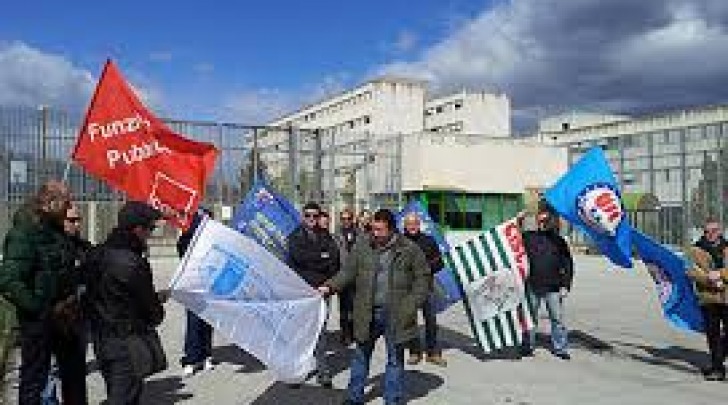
[72,60,218,228]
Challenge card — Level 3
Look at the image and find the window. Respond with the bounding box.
[453,100,463,110]
[435,106,444,114]
[363,115,371,124]
[561,122,570,131]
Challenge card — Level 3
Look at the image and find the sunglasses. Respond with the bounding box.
[341,216,353,221]
[304,212,320,218]
[65,217,82,224]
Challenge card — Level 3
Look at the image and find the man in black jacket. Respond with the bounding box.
[402,213,446,367]
[88,201,166,405]
[287,202,339,388]
[520,209,574,360]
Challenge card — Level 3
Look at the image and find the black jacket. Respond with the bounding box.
[404,232,444,276]
[694,236,727,269]
[89,228,164,334]
[522,230,573,294]
[287,226,340,287]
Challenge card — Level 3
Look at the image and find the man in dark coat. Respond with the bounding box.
[88,201,166,405]
[520,209,574,360]
[320,209,430,405]
[287,202,339,388]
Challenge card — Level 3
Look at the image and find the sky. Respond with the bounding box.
[2,0,728,133]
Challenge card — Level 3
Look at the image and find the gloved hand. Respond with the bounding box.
[559,287,569,298]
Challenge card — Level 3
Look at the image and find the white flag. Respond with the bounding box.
[169,218,326,381]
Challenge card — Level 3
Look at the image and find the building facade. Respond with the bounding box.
[538,105,728,245]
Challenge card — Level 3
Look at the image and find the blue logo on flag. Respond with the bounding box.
[203,244,251,297]
[231,177,301,261]
[397,200,462,312]
[545,147,632,268]
[632,229,704,333]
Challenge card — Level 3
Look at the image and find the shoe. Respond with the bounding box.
[317,373,333,388]
[182,364,196,377]
[341,400,364,405]
[407,353,422,365]
[520,347,534,358]
[203,357,216,371]
[704,369,726,381]
[554,352,571,361]
[426,353,447,367]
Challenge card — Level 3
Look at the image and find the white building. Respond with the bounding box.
[425,91,510,136]
[260,77,567,231]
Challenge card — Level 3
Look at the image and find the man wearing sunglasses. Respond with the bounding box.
[287,202,340,388]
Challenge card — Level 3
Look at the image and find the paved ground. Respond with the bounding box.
[3,255,727,404]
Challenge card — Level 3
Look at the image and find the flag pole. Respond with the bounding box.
[62,160,72,184]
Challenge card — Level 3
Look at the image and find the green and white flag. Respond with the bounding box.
[445,219,535,353]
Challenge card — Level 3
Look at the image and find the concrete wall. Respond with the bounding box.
[425,91,510,136]
[401,135,567,194]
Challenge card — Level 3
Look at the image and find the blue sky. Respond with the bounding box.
[0,0,487,122]
[2,0,728,131]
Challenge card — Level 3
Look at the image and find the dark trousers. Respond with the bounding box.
[93,335,143,405]
[701,304,728,372]
[409,294,439,355]
[181,310,213,366]
[19,319,87,405]
[339,286,355,341]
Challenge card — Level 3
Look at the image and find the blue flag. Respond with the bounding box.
[230,178,300,261]
[632,229,704,333]
[397,200,463,312]
[544,147,632,268]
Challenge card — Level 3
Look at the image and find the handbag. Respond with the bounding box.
[125,328,168,378]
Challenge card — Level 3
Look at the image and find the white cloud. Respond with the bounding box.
[392,30,418,54]
[222,74,349,124]
[0,41,95,112]
[378,0,728,131]
[148,51,173,62]
[193,62,214,74]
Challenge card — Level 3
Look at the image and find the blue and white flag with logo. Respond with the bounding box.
[632,229,704,333]
[397,200,463,312]
[544,147,632,268]
[231,177,300,261]
[170,218,326,381]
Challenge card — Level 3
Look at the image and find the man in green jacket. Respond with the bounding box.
[0,181,87,404]
[319,209,430,405]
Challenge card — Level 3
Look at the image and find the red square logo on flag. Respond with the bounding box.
[148,171,198,226]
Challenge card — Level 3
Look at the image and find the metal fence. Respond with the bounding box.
[0,107,403,244]
[565,125,728,247]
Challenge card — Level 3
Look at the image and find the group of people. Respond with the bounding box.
[285,203,448,404]
[1,181,726,405]
[0,181,168,405]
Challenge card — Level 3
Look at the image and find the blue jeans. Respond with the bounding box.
[181,310,213,366]
[409,293,439,355]
[348,308,405,405]
[524,291,568,354]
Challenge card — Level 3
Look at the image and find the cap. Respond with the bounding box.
[117,201,163,230]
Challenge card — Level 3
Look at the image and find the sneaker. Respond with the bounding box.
[554,352,571,361]
[203,357,216,371]
[407,353,422,365]
[182,364,196,377]
[426,353,447,367]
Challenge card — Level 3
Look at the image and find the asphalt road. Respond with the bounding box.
[3,255,726,404]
